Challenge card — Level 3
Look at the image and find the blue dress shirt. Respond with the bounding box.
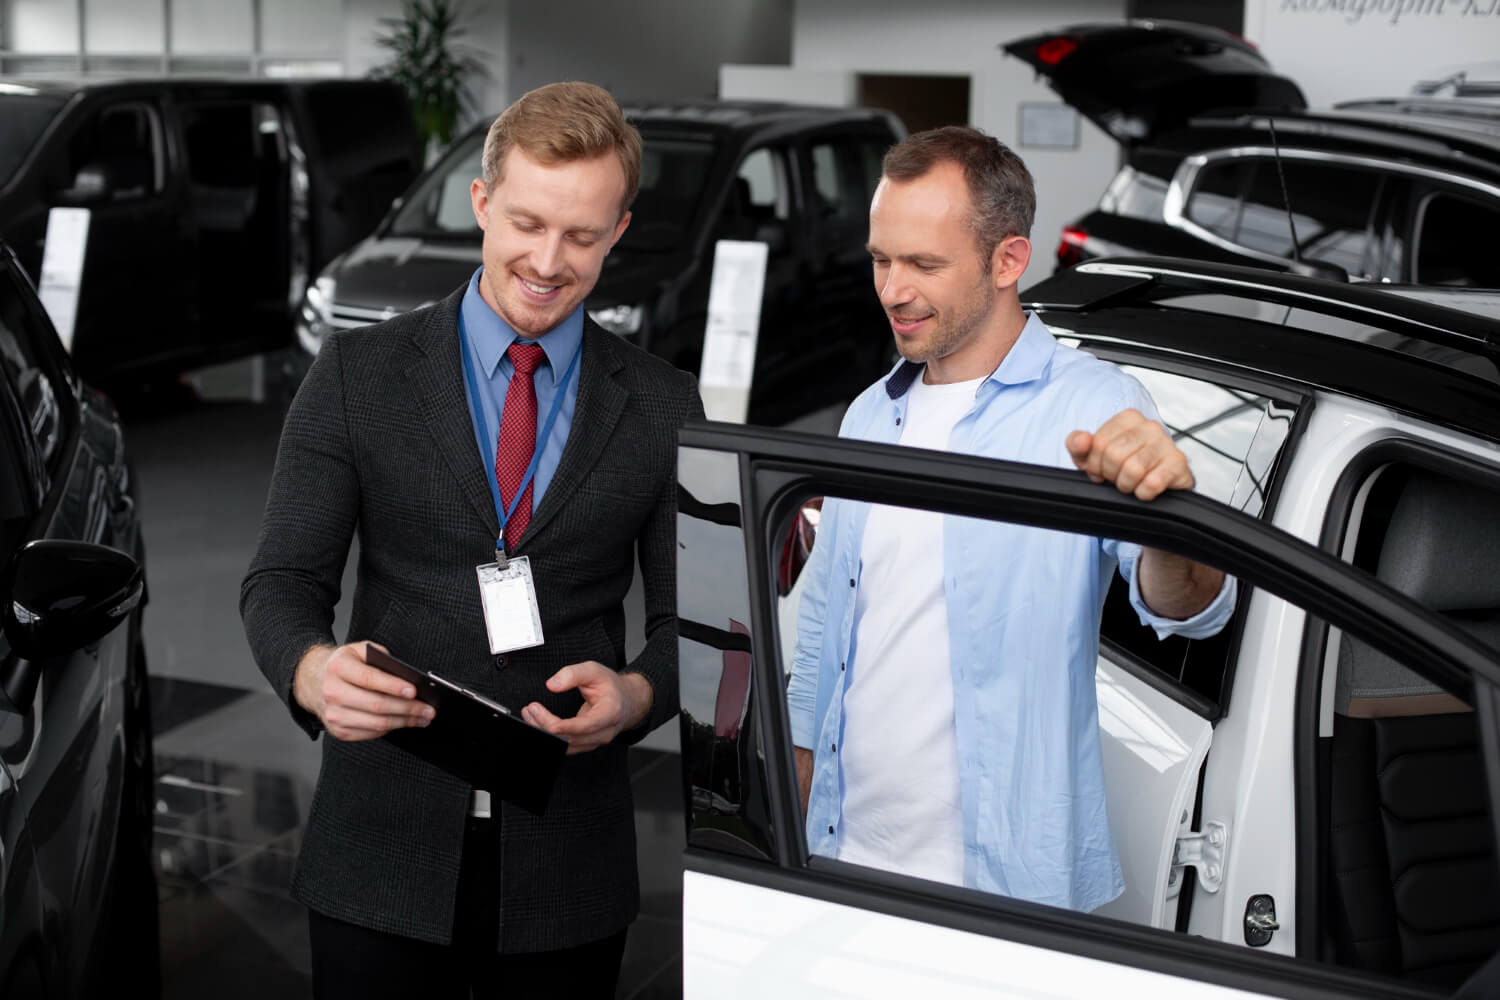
[458,268,582,520]
[786,312,1237,912]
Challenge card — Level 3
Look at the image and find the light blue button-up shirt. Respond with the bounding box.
[459,268,582,514]
[786,312,1236,912]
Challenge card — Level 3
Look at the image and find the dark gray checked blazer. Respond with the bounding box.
[240,284,702,951]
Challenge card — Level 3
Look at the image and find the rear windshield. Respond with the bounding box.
[386,128,718,251]
[0,95,67,187]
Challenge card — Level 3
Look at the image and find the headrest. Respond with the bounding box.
[1376,471,1500,612]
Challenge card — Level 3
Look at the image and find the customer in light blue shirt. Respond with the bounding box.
[786,127,1233,912]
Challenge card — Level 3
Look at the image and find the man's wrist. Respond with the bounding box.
[292,643,336,715]
[620,671,654,730]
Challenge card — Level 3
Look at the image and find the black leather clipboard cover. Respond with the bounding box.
[366,645,566,815]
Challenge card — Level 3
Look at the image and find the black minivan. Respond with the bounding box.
[0,77,423,385]
[295,100,904,425]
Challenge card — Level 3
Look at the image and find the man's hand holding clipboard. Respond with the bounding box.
[362,645,567,815]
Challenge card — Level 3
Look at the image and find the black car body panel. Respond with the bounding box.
[301,100,905,426]
[0,241,155,996]
[0,76,422,383]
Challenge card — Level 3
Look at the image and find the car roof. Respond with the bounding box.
[1177,103,1500,170]
[1024,256,1500,444]
[622,99,893,131]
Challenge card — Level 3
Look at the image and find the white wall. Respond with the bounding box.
[1245,0,1500,106]
[172,0,251,54]
[508,0,791,104]
[8,0,78,50]
[725,0,1127,281]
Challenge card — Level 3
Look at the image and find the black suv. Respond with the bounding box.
[0,239,155,995]
[0,77,422,385]
[295,100,905,425]
[1004,21,1500,288]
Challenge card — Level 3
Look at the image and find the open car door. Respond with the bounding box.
[676,421,1500,999]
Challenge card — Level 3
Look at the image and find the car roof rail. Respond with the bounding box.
[1024,256,1500,367]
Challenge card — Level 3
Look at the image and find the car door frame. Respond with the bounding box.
[678,420,1500,999]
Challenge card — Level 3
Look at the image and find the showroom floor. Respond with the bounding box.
[123,362,707,1000]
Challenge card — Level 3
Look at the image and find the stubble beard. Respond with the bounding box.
[894,274,997,367]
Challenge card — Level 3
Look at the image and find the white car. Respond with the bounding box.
[674,256,1500,998]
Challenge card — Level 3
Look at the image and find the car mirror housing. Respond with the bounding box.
[56,164,114,204]
[2,539,143,663]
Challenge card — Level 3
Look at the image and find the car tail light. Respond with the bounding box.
[1057,226,1089,269]
[1036,37,1079,66]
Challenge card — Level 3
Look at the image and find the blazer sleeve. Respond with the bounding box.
[617,369,705,743]
[239,333,361,738]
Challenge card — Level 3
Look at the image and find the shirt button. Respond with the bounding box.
[849,578,855,587]
[840,661,845,671]
[896,416,902,425]
[493,654,508,669]
[831,743,837,752]
[828,825,835,834]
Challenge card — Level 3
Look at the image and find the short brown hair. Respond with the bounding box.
[882,126,1035,263]
[481,81,642,217]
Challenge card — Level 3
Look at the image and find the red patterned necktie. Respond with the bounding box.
[495,342,547,551]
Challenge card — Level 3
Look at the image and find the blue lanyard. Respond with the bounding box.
[458,311,581,558]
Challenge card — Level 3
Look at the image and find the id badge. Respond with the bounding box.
[476,556,545,654]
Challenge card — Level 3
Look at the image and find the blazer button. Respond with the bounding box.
[493,654,508,669]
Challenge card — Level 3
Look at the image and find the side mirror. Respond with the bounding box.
[56,164,113,204]
[3,539,143,663]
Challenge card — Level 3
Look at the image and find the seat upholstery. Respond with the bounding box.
[1327,471,1500,988]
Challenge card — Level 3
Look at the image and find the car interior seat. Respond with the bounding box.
[1327,469,1500,988]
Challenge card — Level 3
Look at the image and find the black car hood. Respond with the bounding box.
[1003,20,1306,146]
[328,234,680,313]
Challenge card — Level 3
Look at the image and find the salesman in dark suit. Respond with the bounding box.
[241,81,703,999]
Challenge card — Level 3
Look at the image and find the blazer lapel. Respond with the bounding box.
[405,289,501,539]
[520,321,628,546]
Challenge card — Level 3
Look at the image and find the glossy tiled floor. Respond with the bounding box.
[126,366,687,1000]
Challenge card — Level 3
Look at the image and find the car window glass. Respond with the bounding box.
[856,138,887,205]
[620,134,717,252]
[735,147,788,221]
[1187,160,1380,277]
[389,132,484,238]
[1100,165,1168,221]
[809,141,859,223]
[1415,191,1500,288]
[1099,367,1294,707]
[54,100,163,202]
[0,95,66,188]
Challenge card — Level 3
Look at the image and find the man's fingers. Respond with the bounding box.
[336,657,418,699]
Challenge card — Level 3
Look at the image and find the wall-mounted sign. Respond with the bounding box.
[1018,103,1080,149]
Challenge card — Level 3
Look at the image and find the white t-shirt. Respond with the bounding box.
[836,373,983,886]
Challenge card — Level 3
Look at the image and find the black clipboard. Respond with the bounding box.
[366,645,567,815]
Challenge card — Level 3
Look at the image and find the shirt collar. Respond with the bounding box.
[460,267,585,386]
[883,311,1057,399]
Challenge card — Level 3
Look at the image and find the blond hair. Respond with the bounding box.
[481,81,641,218]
